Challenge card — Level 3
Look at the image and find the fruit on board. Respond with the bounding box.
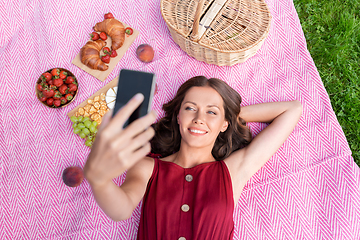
[101,54,110,64]
[62,166,84,187]
[90,32,100,41]
[125,27,133,35]
[136,44,154,63]
[104,12,114,19]
[109,49,117,58]
[99,32,107,41]
[71,116,99,147]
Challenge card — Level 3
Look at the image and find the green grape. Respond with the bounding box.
[83,117,90,122]
[89,125,96,133]
[78,116,83,122]
[77,123,85,129]
[92,121,98,127]
[70,116,78,123]
[84,120,92,128]
[82,128,90,136]
[72,123,78,129]
[87,135,94,141]
[85,140,93,147]
[73,128,81,134]
[93,129,98,134]
[79,132,86,139]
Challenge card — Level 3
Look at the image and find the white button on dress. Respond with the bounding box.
[181,204,190,212]
[185,174,193,182]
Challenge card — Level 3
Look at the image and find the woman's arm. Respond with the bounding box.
[84,94,157,221]
[227,100,302,184]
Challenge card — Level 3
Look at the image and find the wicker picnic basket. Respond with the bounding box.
[160,0,272,66]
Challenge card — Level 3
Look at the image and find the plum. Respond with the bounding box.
[136,44,154,63]
[62,166,84,187]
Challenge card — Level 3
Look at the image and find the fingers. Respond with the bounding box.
[109,111,156,151]
[108,93,144,131]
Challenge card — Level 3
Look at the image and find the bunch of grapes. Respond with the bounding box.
[70,115,98,147]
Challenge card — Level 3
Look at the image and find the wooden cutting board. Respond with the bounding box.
[72,22,138,82]
[67,76,119,118]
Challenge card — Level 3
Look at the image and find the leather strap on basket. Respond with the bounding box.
[190,0,206,42]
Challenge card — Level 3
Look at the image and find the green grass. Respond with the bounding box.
[293,0,360,166]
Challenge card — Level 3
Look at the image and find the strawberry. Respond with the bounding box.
[104,12,114,19]
[37,84,44,91]
[101,54,110,63]
[53,91,62,100]
[103,47,111,55]
[39,96,47,102]
[60,96,67,105]
[43,88,55,98]
[46,98,54,106]
[68,83,77,92]
[110,49,117,58]
[125,27,133,35]
[53,99,61,107]
[48,80,54,85]
[90,32,100,41]
[65,93,73,101]
[59,84,68,95]
[53,78,63,87]
[59,70,67,79]
[99,32,107,40]
[51,68,60,77]
[65,76,75,84]
[42,72,52,81]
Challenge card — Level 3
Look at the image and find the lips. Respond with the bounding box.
[188,128,207,135]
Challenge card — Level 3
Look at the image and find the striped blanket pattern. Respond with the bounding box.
[1,0,359,239]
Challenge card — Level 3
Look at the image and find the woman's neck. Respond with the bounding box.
[171,143,216,168]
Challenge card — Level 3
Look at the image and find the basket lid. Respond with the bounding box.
[161,0,272,53]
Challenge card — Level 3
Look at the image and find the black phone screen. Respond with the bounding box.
[112,69,156,127]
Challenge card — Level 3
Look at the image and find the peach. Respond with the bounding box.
[62,166,84,187]
[136,44,154,63]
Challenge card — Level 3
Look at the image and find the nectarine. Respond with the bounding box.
[136,44,154,63]
[62,166,84,187]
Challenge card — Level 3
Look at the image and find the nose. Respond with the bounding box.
[193,111,205,125]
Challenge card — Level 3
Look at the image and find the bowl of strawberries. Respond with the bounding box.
[36,68,79,108]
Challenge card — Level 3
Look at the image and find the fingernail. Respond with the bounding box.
[134,93,144,101]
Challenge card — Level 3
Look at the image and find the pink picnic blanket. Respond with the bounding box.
[1,0,359,239]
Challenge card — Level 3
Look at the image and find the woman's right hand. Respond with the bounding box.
[84,93,157,189]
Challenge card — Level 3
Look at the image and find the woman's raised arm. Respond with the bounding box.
[227,100,302,184]
[84,94,157,221]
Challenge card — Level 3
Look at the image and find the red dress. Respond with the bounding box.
[137,156,234,240]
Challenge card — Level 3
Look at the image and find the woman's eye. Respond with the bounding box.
[185,106,194,111]
[208,111,216,115]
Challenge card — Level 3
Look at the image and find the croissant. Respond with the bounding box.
[93,19,125,50]
[80,40,108,71]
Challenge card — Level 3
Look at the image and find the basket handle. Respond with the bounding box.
[190,0,206,42]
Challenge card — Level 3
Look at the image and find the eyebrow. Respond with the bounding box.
[184,101,220,109]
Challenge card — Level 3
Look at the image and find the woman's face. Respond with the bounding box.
[177,86,229,149]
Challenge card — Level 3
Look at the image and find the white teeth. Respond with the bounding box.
[190,129,206,134]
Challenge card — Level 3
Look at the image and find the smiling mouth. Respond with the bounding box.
[188,128,207,134]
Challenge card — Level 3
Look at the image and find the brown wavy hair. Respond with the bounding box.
[151,76,252,160]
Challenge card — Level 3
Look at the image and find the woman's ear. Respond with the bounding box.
[220,120,229,132]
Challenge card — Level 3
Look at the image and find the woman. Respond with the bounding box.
[84,76,302,239]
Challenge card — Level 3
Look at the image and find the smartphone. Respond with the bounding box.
[112,69,156,127]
